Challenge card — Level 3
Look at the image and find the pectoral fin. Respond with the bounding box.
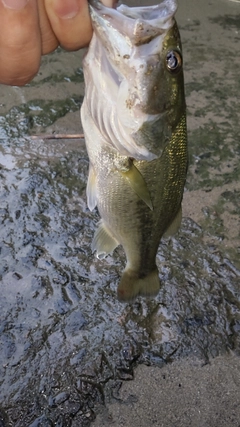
[120,163,153,210]
[87,164,97,211]
[92,220,119,259]
[163,206,182,237]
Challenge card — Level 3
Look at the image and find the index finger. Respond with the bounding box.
[45,0,92,51]
[44,0,117,51]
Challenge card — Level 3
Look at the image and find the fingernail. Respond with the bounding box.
[101,0,117,7]
[101,0,112,6]
[2,0,28,10]
[53,0,80,19]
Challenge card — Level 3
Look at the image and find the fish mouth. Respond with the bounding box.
[89,0,177,46]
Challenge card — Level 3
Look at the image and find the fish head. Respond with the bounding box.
[87,0,186,159]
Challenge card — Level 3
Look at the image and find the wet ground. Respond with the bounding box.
[0,0,240,426]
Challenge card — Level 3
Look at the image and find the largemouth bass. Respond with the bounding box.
[81,0,188,301]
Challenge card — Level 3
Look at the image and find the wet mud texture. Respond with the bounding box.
[0,0,240,425]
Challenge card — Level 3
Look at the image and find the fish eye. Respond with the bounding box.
[165,50,182,73]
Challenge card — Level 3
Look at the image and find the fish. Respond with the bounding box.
[81,0,188,302]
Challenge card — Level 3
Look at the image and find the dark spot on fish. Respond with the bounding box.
[145,64,154,76]
[134,35,158,46]
[125,99,134,109]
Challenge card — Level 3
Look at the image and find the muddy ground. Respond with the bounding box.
[0,0,240,426]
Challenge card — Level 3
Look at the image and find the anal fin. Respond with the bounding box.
[120,162,153,210]
[92,220,119,259]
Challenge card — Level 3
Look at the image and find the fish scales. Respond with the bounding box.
[81,0,188,301]
[95,114,187,265]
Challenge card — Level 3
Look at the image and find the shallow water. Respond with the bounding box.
[0,0,240,425]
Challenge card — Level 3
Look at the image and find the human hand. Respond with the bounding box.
[0,0,115,86]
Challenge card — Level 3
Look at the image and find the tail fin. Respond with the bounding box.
[117,268,160,302]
